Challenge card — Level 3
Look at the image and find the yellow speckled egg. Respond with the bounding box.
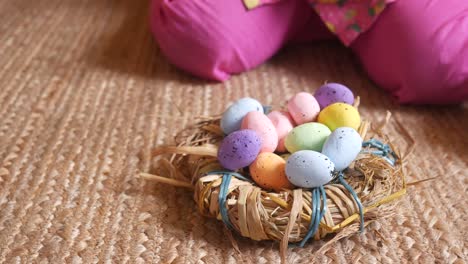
[318,103,361,131]
[249,152,294,191]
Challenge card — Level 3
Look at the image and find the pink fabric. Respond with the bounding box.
[352,0,468,104]
[150,0,319,81]
[150,0,468,104]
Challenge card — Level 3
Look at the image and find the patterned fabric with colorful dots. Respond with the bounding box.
[243,0,396,45]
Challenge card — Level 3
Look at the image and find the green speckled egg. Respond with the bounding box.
[284,122,331,153]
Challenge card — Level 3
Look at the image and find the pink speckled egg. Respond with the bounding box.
[287,92,320,125]
[267,110,295,153]
[241,111,278,152]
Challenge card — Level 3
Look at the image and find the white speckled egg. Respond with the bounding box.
[220,97,263,134]
[285,150,335,188]
[322,127,362,171]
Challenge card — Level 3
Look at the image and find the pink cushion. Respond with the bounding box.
[150,0,468,104]
[150,0,316,81]
[352,0,468,104]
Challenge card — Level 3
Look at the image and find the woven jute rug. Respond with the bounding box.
[0,0,466,263]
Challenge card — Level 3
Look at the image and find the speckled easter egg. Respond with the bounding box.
[220,97,263,134]
[314,83,354,109]
[217,130,262,170]
[241,111,278,152]
[284,122,331,153]
[267,110,295,153]
[287,92,320,125]
[322,127,363,171]
[318,103,361,131]
[250,152,293,191]
[285,150,335,188]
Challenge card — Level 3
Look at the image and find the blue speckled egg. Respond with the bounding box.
[314,83,354,109]
[322,127,362,171]
[285,150,335,188]
[220,98,263,135]
[217,129,262,170]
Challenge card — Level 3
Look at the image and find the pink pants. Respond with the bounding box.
[150,0,468,104]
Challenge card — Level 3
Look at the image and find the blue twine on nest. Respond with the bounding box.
[338,173,365,232]
[209,139,397,243]
[206,171,252,230]
[297,186,327,247]
[362,138,398,166]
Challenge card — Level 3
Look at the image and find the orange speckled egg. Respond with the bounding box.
[249,152,294,191]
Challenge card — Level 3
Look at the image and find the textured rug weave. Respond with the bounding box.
[0,0,466,263]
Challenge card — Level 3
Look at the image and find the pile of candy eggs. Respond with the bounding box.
[217,83,363,191]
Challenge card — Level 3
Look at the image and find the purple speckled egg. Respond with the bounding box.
[217,129,262,170]
[314,83,354,109]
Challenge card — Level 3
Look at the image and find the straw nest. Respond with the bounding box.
[141,110,413,260]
